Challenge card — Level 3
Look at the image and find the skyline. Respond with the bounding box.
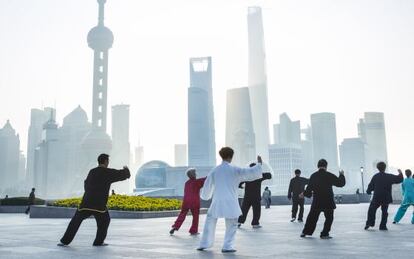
[1,0,414,169]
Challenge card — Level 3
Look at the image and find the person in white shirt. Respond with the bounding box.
[197,147,263,253]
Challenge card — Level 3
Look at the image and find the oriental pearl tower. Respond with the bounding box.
[81,0,113,170]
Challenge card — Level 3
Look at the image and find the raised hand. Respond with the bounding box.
[398,169,403,175]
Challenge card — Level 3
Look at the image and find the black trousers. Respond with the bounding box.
[292,198,305,220]
[60,210,110,245]
[366,202,389,228]
[302,208,334,237]
[238,198,261,225]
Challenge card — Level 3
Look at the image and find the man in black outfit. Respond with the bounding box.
[364,161,403,231]
[237,163,272,228]
[288,169,309,222]
[25,188,36,214]
[58,154,130,247]
[300,159,345,239]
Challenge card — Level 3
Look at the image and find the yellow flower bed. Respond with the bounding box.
[52,195,182,211]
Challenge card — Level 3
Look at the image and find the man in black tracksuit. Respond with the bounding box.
[365,161,403,231]
[58,154,130,246]
[300,159,345,239]
[288,169,309,222]
[238,163,272,228]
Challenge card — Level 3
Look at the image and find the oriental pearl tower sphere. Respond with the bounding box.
[81,0,113,172]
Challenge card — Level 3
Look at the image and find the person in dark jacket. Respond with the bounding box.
[25,188,36,214]
[170,168,206,235]
[300,159,345,239]
[237,163,272,228]
[288,169,309,222]
[364,162,403,231]
[58,154,130,246]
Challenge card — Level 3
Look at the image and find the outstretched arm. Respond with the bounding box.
[303,177,314,198]
[394,169,404,184]
[107,167,131,183]
[331,171,346,187]
[236,156,263,182]
[200,173,214,200]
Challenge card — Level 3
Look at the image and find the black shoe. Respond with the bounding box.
[379,226,388,231]
[290,218,296,222]
[222,249,237,253]
[298,219,303,223]
[190,232,199,236]
[300,233,306,238]
[364,225,370,230]
[237,223,242,228]
[169,228,176,235]
[320,235,333,239]
[392,221,397,224]
[93,243,108,246]
[57,242,68,247]
[197,247,206,251]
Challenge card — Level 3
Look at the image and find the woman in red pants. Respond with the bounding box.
[170,168,206,235]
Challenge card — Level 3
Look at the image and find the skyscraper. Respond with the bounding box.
[273,113,301,145]
[26,107,55,187]
[81,0,113,171]
[111,104,130,193]
[225,87,256,167]
[339,138,367,191]
[247,6,270,162]
[188,57,216,167]
[310,113,339,170]
[358,112,388,179]
[174,144,187,167]
[0,120,20,192]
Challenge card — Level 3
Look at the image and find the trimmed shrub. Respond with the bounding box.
[52,195,182,212]
[0,197,45,206]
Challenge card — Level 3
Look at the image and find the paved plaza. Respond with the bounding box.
[0,204,413,258]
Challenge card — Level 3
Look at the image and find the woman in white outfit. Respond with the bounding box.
[197,147,263,253]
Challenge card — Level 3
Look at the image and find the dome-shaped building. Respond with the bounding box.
[135,160,170,189]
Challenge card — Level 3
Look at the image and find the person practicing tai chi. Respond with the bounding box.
[58,154,130,247]
[237,165,272,228]
[170,168,206,235]
[364,162,403,230]
[198,147,263,253]
[393,169,414,224]
[287,169,309,222]
[300,159,345,239]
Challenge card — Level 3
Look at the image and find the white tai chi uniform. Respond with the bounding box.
[199,161,262,250]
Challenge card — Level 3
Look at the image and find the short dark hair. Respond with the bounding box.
[317,159,328,168]
[98,153,109,164]
[249,163,256,167]
[219,147,234,160]
[376,161,386,172]
[405,169,412,178]
[294,169,301,175]
[31,188,35,191]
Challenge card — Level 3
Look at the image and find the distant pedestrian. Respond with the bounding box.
[393,169,414,224]
[111,190,116,196]
[58,154,130,247]
[300,159,346,239]
[237,167,272,228]
[364,162,403,231]
[356,188,360,195]
[170,168,206,235]
[25,188,36,214]
[262,187,271,209]
[288,169,309,222]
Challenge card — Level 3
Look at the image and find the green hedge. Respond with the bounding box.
[52,195,182,212]
[0,197,45,206]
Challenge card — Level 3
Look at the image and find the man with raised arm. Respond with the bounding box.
[58,153,130,247]
[300,159,345,239]
[364,162,403,230]
[197,147,262,253]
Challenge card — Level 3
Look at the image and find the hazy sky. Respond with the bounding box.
[1,0,414,169]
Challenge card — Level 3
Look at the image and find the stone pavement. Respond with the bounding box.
[0,204,413,258]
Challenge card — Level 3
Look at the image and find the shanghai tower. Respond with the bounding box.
[247,6,270,162]
[188,57,216,167]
